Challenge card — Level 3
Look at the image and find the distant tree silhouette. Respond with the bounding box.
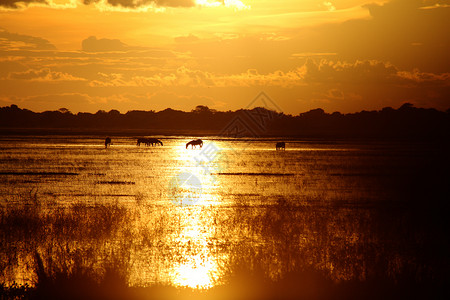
[399,103,414,111]
[300,108,325,118]
[108,109,120,115]
[58,108,71,114]
[1,103,449,138]
[192,105,217,114]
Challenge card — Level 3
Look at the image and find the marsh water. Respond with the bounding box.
[1,136,448,291]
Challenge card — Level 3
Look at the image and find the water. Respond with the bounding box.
[0,135,448,291]
[0,136,389,205]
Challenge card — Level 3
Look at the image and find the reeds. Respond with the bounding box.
[1,189,449,299]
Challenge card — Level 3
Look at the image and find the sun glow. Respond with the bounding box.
[195,0,250,10]
[173,254,218,289]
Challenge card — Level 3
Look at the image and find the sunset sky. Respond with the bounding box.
[0,0,449,114]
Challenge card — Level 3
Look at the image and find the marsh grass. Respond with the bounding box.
[1,190,449,299]
[0,192,132,291]
[212,197,449,300]
[1,139,450,299]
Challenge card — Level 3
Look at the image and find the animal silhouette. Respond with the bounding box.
[136,138,146,146]
[137,138,163,146]
[105,137,111,148]
[186,139,203,149]
[147,138,163,146]
[276,142,285,150]
[136,138,147,146]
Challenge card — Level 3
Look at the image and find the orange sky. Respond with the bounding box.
[0,0,449,114]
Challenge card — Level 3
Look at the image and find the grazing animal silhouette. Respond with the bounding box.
[137,138,163,147]
[147,138,163,146]
[105,137,111,148]
[136,138,147,146]
[276,142,285,150]
[186,139,203,149]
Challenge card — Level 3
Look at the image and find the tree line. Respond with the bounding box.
[1,104,449,138]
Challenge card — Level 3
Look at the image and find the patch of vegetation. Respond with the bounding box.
[1,189,449,299]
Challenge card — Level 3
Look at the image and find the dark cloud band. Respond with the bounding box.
[0,0,47,9]
[0,28,56,50]
[1,0,196,9]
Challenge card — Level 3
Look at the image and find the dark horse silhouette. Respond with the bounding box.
[137,138,163,147]
[136,138,147,146]
[186,139,203,149]
[105,137,111,148]
[276,142,285,150]
[147,138,163,146]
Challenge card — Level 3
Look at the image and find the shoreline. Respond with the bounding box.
[1,127,448,142]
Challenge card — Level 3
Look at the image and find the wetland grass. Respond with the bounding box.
[1,138,449,299]
[1,190,448,299]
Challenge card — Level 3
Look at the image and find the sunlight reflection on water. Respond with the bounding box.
[1,136,443,290]
[170,209,222,289]
[165,142,227,287]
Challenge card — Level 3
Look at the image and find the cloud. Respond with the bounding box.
[146,90,220,111]
[323,1,336,12]
[0,92,126,112]
[326,88,344,100]
[0,0,78,10]
[322,0,450,73]
[302,59,450,88]
[8,68,86,81]
[0,34,188,85]
[302,60,399,84]
[291,53,337,58]
[196,0,249,10]
[396,69,450,85]
[1,0,248,10]
[0,28,56,50]
[86,59,450,89]
[2,57,448,114]
[81,36,178,53]
[0,0,47,10]
[174,34,200,44]
[0,59,27,78]
[89,72,133,86]
[83,0,195,10]
[82,36,127,52]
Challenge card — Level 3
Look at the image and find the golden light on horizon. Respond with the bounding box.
[0,0,449,114]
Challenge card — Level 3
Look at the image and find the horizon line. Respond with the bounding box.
[3,103,450,116]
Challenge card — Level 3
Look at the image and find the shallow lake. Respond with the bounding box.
[1,135,448,290]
